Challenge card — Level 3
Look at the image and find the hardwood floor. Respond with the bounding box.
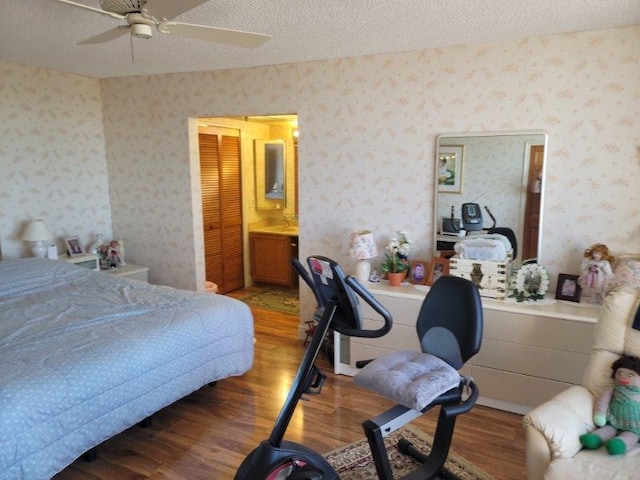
[55,297,527,480]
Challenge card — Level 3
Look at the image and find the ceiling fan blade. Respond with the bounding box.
[52,0,125,20]
[158,22,270,48]
[78,26,131,45]
[144,0,208,21]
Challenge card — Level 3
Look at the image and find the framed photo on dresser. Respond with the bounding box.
[426,257,450,286]
[556,274,582,302]
[409,260,429,285]
[65,236,84,257]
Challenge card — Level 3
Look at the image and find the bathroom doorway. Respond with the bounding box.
[197,114,299,294]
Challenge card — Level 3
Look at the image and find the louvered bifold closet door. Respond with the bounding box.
[198,132,244,294]
[219,135,244,292]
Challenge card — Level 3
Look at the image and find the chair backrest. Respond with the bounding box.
[416,275,483,369]
[487,226,518,260]
[582,286,640,396]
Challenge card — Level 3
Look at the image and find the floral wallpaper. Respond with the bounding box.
[0,62,112,259]
[2,27,639,317]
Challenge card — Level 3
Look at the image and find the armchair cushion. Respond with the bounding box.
[547,448,640,479]
[523,385,595,459]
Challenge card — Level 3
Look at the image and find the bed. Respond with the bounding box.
[0,258,254,479]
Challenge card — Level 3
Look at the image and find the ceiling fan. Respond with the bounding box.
[52,0,270,48]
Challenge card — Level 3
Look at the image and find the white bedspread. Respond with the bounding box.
[0,258,254,479]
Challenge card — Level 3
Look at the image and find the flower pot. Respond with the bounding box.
[387,271,406,286]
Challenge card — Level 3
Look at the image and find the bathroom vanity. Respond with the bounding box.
[249,226,298,287]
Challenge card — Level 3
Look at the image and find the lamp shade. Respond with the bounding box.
[22,220,53,258]
[22,220,52,242]
[349,230,378,283]
[348,230,378,260]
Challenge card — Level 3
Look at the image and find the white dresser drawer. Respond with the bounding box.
[105,264,149,282]
[469,365,574,413]
[472,338,589,384]
[360,294,422,326]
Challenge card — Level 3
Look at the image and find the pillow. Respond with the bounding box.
[613,254,640,291]
[354,350,460,411]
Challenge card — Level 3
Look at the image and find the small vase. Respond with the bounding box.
[88,233,104,255]
[387,271,406,287]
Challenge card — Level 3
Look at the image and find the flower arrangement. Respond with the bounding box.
[379,230,412,274]
[510,263,550,302]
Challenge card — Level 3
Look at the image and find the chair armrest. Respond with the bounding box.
[524,424,552,480]
[522,385,594,460]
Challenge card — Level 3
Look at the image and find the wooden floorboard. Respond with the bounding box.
[55,292,527,480]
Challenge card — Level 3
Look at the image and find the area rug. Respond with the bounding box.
[239,288,299,315]
[324,425,495,480]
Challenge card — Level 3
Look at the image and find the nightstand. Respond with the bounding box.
[63,253,100,271]
[104,264,149,282]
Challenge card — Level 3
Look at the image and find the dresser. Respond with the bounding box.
[335,282,600,414]
[104,263,149,282]
[62,254,149,282]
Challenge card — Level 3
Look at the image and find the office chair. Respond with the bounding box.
[354,275,483,479]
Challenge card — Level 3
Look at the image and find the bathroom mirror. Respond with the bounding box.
[255,139,286,209]
[434,131,547,266]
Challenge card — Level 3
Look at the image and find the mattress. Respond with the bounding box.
[0,258,254,479]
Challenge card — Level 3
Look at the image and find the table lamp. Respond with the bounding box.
[348,230,378,283]
[22,219,53,258]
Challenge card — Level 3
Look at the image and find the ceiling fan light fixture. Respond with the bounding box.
[132,23,153,39]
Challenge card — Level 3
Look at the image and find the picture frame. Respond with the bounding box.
[65,236,84,257]
[426,257,450,286]
[555,274,582,302]
[409,260,429,285]
[437,144,464,193]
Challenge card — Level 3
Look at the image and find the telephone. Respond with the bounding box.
[461,203,483,231]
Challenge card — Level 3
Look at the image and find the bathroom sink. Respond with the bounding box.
[251,225,299,235]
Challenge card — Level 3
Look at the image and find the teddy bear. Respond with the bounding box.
[580,354,640,455]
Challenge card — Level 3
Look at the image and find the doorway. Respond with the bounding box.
[197,114,299,294]
[522,144,544,260]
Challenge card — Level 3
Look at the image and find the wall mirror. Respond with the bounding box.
[434,131,547,267]
[255,139,286,209]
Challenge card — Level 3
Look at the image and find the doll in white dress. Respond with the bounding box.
[579,243,616,304]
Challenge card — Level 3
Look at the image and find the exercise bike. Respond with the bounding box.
[234,255,393,480]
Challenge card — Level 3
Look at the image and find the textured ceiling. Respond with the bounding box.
[1,0,639,79]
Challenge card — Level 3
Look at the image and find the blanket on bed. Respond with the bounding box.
[0,258,254,479]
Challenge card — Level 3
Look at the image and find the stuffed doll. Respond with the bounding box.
[580,354,640,455]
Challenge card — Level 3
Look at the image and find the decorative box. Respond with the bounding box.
[449,256,512,299]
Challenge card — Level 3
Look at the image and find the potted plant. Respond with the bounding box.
[379,231,412,286]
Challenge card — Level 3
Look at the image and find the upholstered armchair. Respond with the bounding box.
[523,286,640,479]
